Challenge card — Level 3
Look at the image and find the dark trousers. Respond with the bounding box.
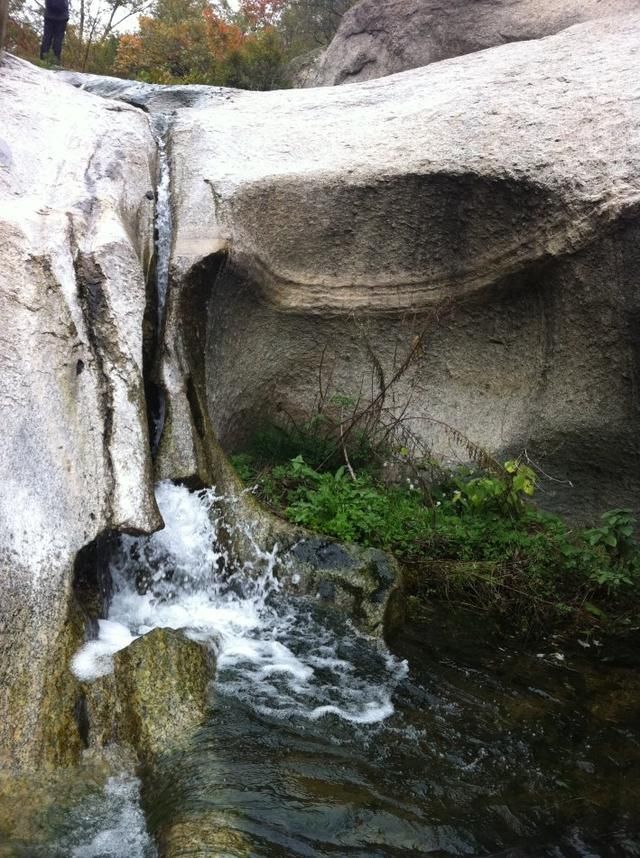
[40,17,67,62]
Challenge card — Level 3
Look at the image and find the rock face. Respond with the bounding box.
[0,57,160,770]
[146,15,639,520]
[84,628,213,762]
[308,0,638,86]
[66,19,639,520]
[2,10,639,773]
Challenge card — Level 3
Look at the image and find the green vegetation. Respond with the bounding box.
[231,422,640,635]
[6,0,358,87]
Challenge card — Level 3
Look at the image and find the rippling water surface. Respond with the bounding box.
[142,615,640,857]
[4,483,639,856]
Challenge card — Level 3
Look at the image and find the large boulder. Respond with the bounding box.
[0,57,161,770]
[154,15,640,520]
[83,628,214,762]
[308,0,638,86]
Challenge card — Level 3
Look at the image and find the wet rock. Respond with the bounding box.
[84,628,214,762]
[0,747,137,856]
[157,817,252,858]
[586,670,640,727]
[308,0,637,86]
[287,538,404,638]
[0,56,161,770]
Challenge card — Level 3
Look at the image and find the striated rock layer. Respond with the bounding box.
[308,0,639,86]
[61,18,638,520]
[0,57,160,770]
[149,16,639,519]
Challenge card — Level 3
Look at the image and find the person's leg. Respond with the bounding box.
[40,17,54,60]
[52,19,67,64]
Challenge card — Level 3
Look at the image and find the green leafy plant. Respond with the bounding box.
[583,509,639,593]
[585,509,636,561]
[451,459,537,517]
[230,420,639,634]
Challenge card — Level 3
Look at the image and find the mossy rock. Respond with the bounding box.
[0,747,135,856]
[286,538,405,637]
[111,627,214,762]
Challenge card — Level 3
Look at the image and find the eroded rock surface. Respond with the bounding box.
[0,57,160,770]
[308,0,638,86]
[155,16,639,519]
[2,15,639,768]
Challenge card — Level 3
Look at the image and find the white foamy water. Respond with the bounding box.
[72,481,407,724]
[48,774,156,858]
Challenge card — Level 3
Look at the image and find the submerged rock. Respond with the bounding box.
[157,818,252,858]
[0,56,161,770]
[308,0,638,86]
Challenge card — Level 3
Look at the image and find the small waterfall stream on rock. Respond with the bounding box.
[148,113,173,453]
[52,483,640,858]
[72,481,406,723]
[27,91,640,858]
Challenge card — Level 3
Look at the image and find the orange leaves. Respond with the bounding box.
[238,0,286,29]
[203,6,245,57]
[111,0,287,87]
[113,32,143,76]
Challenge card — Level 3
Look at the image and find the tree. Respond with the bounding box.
[6,0,154,70]
[114,0,242,84]
[223,25,287,89]
[278,0,356,57]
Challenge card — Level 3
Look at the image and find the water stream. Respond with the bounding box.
[148,113,172,454]
[43,484,638,856]
[72,482,407,725]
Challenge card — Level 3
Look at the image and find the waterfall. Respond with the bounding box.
[149,114,173,454]
[73,481,407,724]
[72,105,406,729]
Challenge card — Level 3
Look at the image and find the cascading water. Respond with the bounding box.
[148,114,173,453]
[151,115,172,334]
[51,96,640,858]
[73,481,407,724]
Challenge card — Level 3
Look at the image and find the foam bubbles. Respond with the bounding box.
[72,620,137,681]
[69,775,155,858]
[72,481,406,725]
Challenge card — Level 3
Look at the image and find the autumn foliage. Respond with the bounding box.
[112,0,286,86]
[7,0,357,89]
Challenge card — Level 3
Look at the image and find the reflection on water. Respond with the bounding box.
[142,613,640,857]
[3,481,639,856]
[4,615,640,856]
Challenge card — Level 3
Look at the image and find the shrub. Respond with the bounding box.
[231,444,640,633]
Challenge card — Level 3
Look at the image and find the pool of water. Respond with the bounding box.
[2,483,639,857]
[140,611,640,857]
